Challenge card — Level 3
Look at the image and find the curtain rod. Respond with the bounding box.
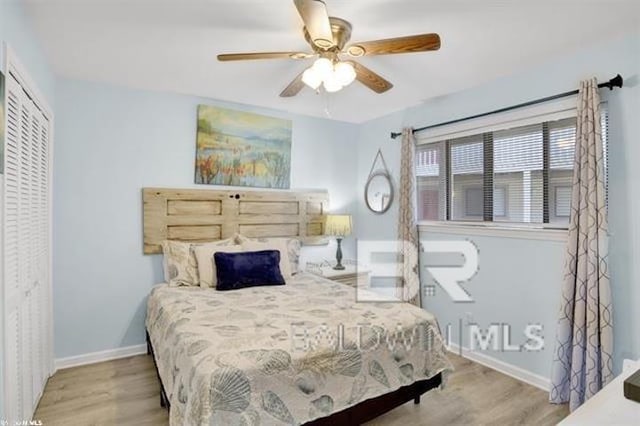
[390,74,623,139]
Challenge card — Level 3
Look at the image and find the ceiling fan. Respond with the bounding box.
[217,0,441,97]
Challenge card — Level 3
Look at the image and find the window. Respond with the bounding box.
[464,187,483,217]
[416,142,446,221]
[494,186,507,217]
[450,137,484,221]
[554,186,572,218]
[415,107,608,226]
[493,124,544,223]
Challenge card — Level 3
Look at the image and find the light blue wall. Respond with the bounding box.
[355,31,640,377]
[0,0,55,103]
[420,232,566,378]
[53,78,359,358]
[1,0,56,418]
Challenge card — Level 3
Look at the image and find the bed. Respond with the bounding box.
[142,187,453,425]
[146,272,452,425]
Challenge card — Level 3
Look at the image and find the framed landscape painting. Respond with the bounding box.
[0,71,4,174]
[195,105,292,188]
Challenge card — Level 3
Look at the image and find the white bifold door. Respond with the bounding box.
[3,67,53,423]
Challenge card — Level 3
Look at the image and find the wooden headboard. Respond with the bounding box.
[142,187,329,254]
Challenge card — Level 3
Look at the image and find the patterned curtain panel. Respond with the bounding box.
[549,79,613,411]
[397,128,421,306]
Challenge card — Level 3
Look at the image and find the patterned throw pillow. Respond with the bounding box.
[236,235,302,275]
[285,238,302,274]
[161,238,234,287]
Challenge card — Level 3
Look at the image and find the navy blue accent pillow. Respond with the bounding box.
[214,250,286,291]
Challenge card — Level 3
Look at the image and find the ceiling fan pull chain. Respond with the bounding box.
[324,91,332,118]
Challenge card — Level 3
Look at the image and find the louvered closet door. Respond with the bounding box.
[28,99,46,405]
[5,72,24,424]
[19,84,34,419]
[34,103,49,398]
[4,71,52,423]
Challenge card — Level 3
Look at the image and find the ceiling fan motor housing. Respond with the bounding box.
[304,17,353,51]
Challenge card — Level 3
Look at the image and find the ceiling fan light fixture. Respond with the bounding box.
[323,73,343,93]
[303,60,355,92]
[334,61,356,86]
[302,67,323,90]
[312,57,334,81]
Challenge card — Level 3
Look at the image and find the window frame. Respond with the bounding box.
[414,97,608,233]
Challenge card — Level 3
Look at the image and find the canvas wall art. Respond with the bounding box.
[0,71,4,174]
[195,105,292,188]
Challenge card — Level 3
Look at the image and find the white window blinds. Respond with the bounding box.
[493,124,544,223]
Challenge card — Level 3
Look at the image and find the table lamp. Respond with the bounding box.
[324,214,352,270]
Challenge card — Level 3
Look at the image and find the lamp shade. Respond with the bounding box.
[324,214,352,237]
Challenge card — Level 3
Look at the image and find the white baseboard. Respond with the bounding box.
[55,344,147,371]
[447,343,550,391]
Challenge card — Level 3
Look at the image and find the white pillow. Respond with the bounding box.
[241,239,292,279]
[194,243,243,288]
[237,235,301,275]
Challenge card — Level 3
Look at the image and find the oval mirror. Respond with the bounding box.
[365,171,394,214]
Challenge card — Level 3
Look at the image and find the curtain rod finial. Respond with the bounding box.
[390,132,401,139]
[604,74,623,90]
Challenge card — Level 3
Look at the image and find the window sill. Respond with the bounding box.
[418,221,568,242]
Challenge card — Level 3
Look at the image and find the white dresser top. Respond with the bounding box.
[559,359,640,425]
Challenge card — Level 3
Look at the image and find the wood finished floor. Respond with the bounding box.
[34,353,569,425]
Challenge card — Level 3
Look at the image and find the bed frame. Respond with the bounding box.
[146,331,442,425]
[143,187,443,423]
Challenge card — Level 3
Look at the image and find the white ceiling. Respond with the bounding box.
[24,0,640,123]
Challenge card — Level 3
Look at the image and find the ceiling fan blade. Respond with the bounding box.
[352,62,393,94]
[294,0,334,49]
[280,71,306,97]
[218,52,313,61]
[346,33,441,57]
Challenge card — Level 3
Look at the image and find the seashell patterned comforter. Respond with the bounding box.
[146,272,453,425]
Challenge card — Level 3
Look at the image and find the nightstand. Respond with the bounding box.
[305,262,370,288]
